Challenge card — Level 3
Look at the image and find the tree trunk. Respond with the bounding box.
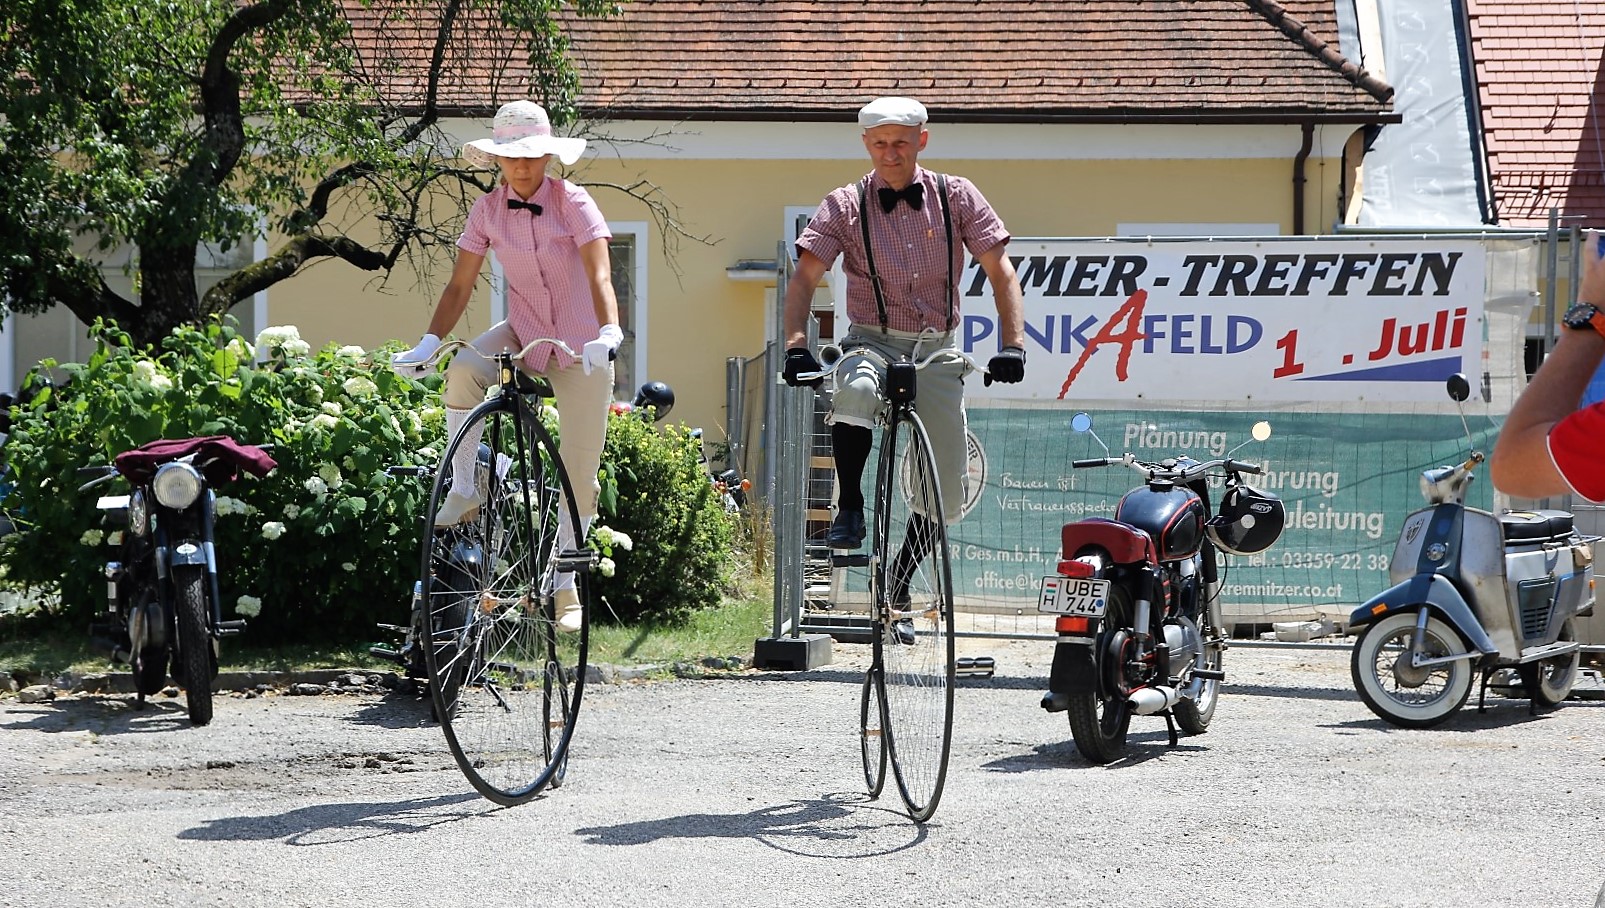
[136,253,202,349]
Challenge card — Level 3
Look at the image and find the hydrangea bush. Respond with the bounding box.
[0,319,441,643]
[0,318,743,643]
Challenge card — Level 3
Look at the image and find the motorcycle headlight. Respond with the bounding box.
[151,462,203,510]
[128,488,150,537]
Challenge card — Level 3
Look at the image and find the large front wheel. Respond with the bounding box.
[1351,610,1473,728]
[172,566,214,727]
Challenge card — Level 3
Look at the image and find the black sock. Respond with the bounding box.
[890,513,938,601]
[832,423,872,511]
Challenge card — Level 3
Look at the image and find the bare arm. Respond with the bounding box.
[976,243,1025,348]
[782,249,831,350]
[578,237,621,327]
[425,249,486,339]
[1490,237,1605,497]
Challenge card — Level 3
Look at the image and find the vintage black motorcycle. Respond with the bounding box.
[1040,414,1282,763]
[80,436,276,725]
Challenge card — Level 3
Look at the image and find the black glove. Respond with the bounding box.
[782,347,824,388]
[986,346,1026,386]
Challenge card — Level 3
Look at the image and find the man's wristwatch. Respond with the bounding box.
[1563,302,1605,338]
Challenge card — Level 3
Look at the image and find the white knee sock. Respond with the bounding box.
[445,407,483,498]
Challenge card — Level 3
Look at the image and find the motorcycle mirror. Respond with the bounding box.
[1251,421,1271,442]
[1446,373,1471,403]
[1070,413,1093,433]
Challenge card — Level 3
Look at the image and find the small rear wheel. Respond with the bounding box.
[1066,586,1134,764]
[1519,617,1579,707]
[859,671,887,799]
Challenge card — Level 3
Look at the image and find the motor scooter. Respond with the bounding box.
[1348,373,1597,728]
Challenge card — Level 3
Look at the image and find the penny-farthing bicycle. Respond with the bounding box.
[800,341,986,822]
[410,337,595,806]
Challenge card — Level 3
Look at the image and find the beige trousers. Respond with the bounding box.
[442,320,613,519]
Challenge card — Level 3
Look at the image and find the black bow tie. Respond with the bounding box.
[878,183,924,213]
[507,198,543,215]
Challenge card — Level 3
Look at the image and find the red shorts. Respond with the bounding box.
[1548,402,1605,501]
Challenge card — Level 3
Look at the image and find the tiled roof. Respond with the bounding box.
[1467,2,1605,227]
[344,1,1392,124]
[562,0,1392,122]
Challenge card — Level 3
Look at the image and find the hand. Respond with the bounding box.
[985,346,1026,386]
[782,347,824,388]
[582,324,624,375]
[391,333,442,377]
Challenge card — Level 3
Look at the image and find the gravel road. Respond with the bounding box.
[2,639,1603,908]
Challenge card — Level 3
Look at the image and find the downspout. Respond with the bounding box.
[1293,122,1314,235]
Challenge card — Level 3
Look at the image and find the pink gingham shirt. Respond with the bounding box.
[796,166,1009,333]
[458,178,612,372]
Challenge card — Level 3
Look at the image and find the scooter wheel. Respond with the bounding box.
[1351,611,1473,728]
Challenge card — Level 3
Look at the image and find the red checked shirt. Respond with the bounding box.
[458,179,612,373]
[1548,402,1605,501]
[796,166,1009,333]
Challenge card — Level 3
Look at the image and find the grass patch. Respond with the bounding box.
[588,595,769,666]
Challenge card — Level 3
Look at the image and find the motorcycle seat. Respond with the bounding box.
[1498,509,1574,544]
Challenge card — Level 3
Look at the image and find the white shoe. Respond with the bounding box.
[433,490,481,527]
[553,587,584,634]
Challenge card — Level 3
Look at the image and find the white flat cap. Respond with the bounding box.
[858,96,928,129]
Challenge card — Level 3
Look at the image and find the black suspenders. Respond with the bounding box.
[856,174,954,332]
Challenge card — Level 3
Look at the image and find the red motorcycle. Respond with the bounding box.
[1039,414,1282,763]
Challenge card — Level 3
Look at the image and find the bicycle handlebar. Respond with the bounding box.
[794,343,989,384]
[1073,453,1262,481]
[408,336,578,369]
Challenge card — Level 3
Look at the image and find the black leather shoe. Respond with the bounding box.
[891,618,917,646]
[827,508,866,549]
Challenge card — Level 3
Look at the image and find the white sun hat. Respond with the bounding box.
[462,101,587,167]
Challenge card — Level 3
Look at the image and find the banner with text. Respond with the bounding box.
[943,238,1488,403]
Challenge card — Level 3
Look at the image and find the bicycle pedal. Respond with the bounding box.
[956,656,996,678]
[831,554,871,568]
[368,644,406,665]
[554,548,598,573]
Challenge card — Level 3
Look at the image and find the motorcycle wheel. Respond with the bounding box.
[1174,625,1223,735]
[1065,586,1134,764]
[1351,610,1472,728]
[1519,617,1579,707]
[172,565,214,727]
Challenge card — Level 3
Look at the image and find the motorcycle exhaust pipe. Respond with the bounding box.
[1128,685,1180,716]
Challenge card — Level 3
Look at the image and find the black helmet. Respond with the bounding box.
[633,381,675,421]
[1205,483,1285,556]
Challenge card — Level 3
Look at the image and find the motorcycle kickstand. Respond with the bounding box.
[1476,666,1494,713]
[1162,710,1178,747]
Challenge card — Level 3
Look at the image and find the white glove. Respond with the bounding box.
[391,333,442,377]
[582,324,624,375]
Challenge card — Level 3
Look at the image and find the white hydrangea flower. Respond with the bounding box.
[541,404,560,424]
[132,360,158,383]
[226,337,254,360]
[303,476,328,496]
[599,556,616,578]
[336,344,365,359]
[213,496,243,516]
[342,376,377,398]
[610,529,633,552]
[310,413,338,431]
[284,503,301,520]
[80,528,105,546]
[422,406,444,423]
[341,457,355,472]
[235,595,262,618]
[321,401,343,416]
[417,447,438,462]
[261,521,286,540]
[317,463,342,487]
[256,326,298,349]
[342,562,356,573]
[107,531,123,546]
[305,383,324,406]
[149,373,173,392]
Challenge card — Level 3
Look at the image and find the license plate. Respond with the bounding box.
[1038,575,1110,617]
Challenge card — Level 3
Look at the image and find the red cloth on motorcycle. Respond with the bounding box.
[114,436,277,486]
